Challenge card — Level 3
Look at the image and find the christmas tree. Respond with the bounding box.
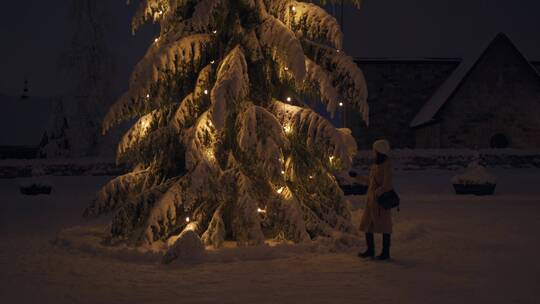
[85,0,369,249]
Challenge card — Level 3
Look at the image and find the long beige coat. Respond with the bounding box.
[358,160,394,234]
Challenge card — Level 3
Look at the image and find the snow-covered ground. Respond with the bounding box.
[1,169,540,303]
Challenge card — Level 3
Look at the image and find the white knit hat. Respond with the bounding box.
[373,139,390,155]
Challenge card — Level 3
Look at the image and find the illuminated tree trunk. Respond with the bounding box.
[85,0,369,249]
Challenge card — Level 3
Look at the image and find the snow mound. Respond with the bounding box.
[163,229,205,264]
[19,175,54,188]
[451,163,497,185]
[55,224,361,265]
[54,225,163,263]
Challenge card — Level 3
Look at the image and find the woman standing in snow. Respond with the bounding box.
[355,139,394,260]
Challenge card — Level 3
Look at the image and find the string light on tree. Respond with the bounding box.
[205,148,215,160]
[283,124,292,134]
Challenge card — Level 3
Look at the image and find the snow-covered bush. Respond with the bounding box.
[19,176,53,189]
[451,162,497,185]
[19,165,53,195]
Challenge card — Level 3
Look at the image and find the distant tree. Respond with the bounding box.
[39,99,71,158]
[58,0,115,157]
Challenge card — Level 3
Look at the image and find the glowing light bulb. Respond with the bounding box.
[146,94,150,98]
[284,67,289,71]
[336,49,341,53]
[281,170,285,175]
[283,125,292,134]
[213,30,217,34]
[205,148,215,160]
[154,37,159,43]
[276,187,284,194]
[309,175,314,179]
[257,208,266,214]
[204,89,209,95]
[140,119,150,135]
[339,102,344,107]
[286,97,292,102]
[292,6,296,12]
[185,217,190,223]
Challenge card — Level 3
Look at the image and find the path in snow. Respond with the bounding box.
[1,170,540,303]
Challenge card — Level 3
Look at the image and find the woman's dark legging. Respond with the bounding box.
[365,232,391,259]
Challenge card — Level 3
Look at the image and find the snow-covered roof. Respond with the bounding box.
[410,33,540,128]
[0,95,55,146]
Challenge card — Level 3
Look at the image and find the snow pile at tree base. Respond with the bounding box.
[163,229,205,264]
[54,224,362,265]
[53,225,163,263]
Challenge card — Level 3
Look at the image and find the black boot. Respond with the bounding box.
[358,233,375,258]
[376,233,391,260]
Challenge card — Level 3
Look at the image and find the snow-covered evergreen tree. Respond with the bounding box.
[39,99,71,158]
[58,0,114,157]
[85,0,369,249]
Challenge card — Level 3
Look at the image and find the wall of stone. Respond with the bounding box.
[350,59,458,149]
[437,38,540,149]
[415,123,441,149]
[532,62,540,74]
[352,149,540,171]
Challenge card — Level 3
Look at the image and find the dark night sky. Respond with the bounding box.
[1,0,540,98]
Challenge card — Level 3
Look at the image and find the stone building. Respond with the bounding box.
[349,33,540,149]
[350,58,459,148]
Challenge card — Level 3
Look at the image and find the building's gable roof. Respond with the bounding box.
[532,61,540,74]
[410,33,540,128]
[0,95,55,146]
